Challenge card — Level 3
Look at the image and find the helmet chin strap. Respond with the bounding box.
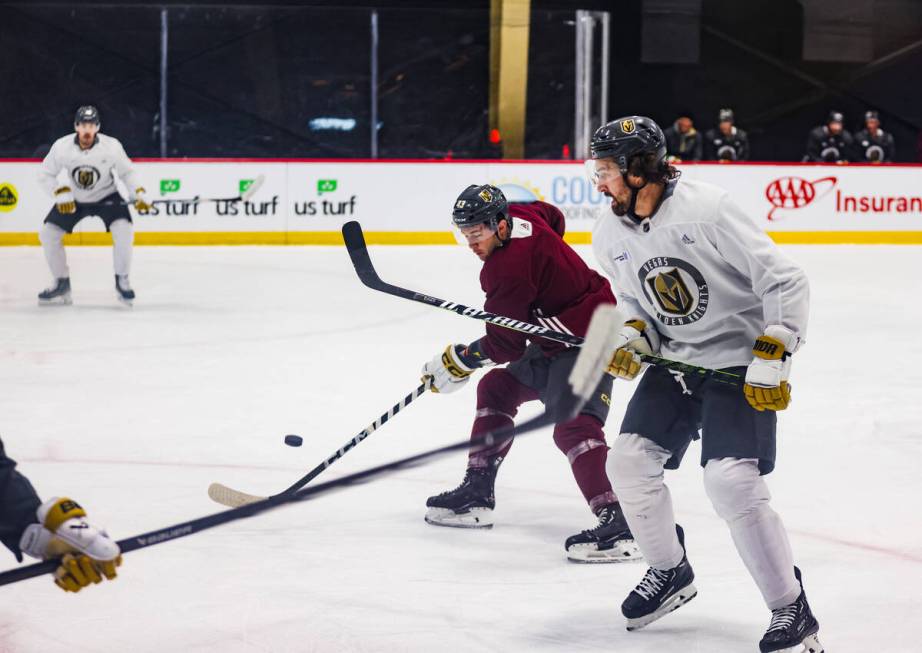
[623,173,668,224]
[624,174,649,223]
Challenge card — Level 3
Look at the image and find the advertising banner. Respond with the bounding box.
[1,160,920,244]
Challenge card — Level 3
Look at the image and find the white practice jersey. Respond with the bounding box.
[592,178,809,369]
[38,133,143,204]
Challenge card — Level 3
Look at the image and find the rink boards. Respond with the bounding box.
[1,159,921,244]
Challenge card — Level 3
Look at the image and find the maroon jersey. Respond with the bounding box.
[474,201,615,364]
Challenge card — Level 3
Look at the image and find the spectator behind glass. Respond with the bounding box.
[704,108,750,161]
[664,113,703,162]
[804,111,853,163]
[854,111,895,163]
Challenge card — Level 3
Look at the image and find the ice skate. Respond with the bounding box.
[759,567,824,653]
[425,465,497,529]
[622,524,697,631]
[115,275,135,306]
[565,502,641,563]
[38,278,72,305]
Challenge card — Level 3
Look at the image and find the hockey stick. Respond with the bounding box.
[341,220,742,387]
[100,174,266,207]
[208,378,433,507]
[0,305,620,589]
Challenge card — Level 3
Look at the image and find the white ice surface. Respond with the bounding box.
[1,244,920,652]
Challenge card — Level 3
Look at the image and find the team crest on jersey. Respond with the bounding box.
[638,256,709,325]
[72,166,101,190]
[620,119,636,134]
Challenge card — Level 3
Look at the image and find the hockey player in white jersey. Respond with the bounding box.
[37,106,150,306]
[588,116,823,653]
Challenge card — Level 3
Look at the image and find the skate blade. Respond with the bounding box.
[424,507,494,529]
[625,582,697,631]
[567,541,643,563]
[116,296,134,307]
[767,633,824,653]
[38,294,72,306]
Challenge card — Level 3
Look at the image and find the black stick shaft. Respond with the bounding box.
[270,380,430,500]
[0,407,555,589]
[341,220,741,387]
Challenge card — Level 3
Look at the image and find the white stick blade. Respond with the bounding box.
[568,303,624,402]
[207,482,266,507]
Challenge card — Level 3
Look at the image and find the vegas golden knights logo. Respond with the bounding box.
[72,166,100,190]
[620,119,636,134]
[648,268,693,315]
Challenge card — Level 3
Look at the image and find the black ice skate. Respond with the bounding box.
[759,567,824,653]
[565,502,641,563]
[38,278,72,305]
[425,463,498,529]
[115,275,135,306]
[622,524,697,631]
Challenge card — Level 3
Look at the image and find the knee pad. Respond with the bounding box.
[39,223,65,244]
[703,458,770,523]
[552,414,605,460]
[476,369,531,418]
[608,433,672,492]
[109,219,133,240]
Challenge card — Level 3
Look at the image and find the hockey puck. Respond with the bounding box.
[284,434,303,447]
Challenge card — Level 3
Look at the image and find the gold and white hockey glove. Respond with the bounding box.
[53,186,76,214]
[606,319,660,381]
[744,325,800,412]
[19,497,122,593]
[422,344,479,394]
[133,187,152,212]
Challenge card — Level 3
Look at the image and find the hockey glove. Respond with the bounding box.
[606,319,660,381]
[422,344,479,394]
[19,497,122,593]
[744,325,800,411]
[53,186,76,214]
[133,187,152,212]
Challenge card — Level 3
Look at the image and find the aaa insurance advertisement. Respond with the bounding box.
[1,161,920,239]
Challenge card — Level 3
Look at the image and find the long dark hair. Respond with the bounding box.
[627,152,681,184]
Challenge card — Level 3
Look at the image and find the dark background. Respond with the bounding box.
[1,0,919,160]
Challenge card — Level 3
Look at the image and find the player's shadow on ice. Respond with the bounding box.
[526,609,752,652]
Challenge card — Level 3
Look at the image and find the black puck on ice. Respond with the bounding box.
[284,434,303,447]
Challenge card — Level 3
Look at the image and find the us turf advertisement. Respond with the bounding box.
[0,161,919,244]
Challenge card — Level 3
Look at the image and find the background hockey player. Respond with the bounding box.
[663,112,703,162]
[704,108,750,161]
[803,110,853,163]
[854,110,895,163]
[421,184,639,563]
[37,105,150,306]
[587,116,823,652]
[0,436,122,592]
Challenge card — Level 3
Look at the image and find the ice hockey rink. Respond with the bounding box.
[1,242,920,653]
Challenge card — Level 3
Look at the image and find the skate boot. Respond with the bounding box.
[38,278,72,305]
[565,502,641,563]
[425,462,499,529]
[621,524,697,631]
[759,567,824,653]
[115,275,135,306]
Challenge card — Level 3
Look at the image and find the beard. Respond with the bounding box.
[603,190,631,216]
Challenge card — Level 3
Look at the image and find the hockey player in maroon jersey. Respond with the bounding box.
[421,184,639,563]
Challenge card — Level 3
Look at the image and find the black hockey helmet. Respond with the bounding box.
[74,105,100,127]
[451,184,508,231]
[589,116,667,174]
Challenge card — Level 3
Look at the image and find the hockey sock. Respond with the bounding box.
[554,415,616,512]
